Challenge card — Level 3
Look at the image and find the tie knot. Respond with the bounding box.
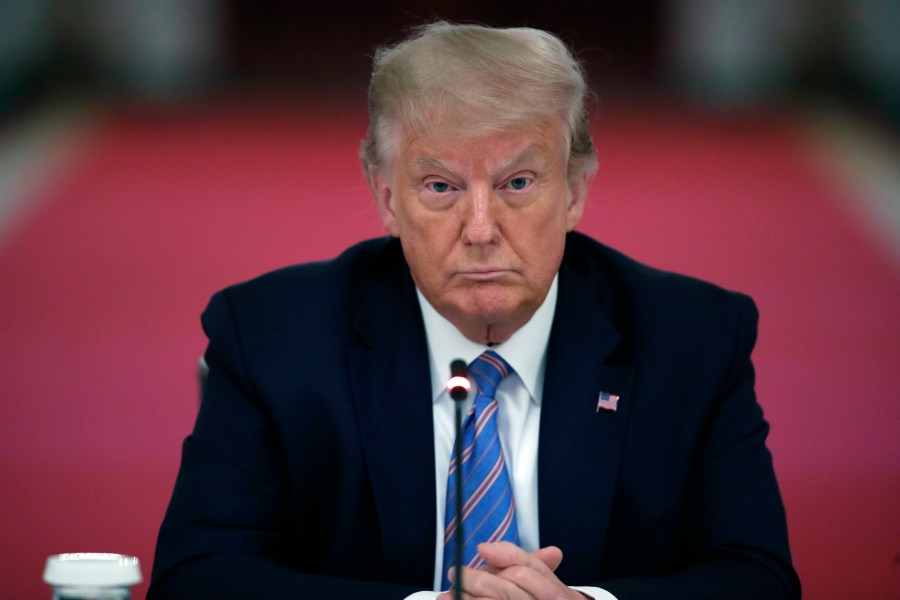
[469,350,513,400]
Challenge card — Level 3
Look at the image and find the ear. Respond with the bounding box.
[565,170,591,231]
[370,168,400,237]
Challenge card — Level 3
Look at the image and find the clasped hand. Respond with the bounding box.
[439,542,588,600]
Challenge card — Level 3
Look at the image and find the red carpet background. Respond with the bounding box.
[1,97,898,598]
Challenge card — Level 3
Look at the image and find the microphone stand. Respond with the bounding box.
[448,359,469,600]
[453,394,464,600]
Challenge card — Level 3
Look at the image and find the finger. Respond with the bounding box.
[479,546,574,600]
[437,592,492,600]
[477,542,554,576]
[438,592,492,600]
[493,562,568,599]
[452,564,531,599]
[530,546,564,572]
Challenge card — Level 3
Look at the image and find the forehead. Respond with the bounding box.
[397,118,566,173]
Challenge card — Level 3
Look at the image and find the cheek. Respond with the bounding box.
[399,219,455,278]
[521,205,568,275]
[527,195,571,239]
[397,209,440,246]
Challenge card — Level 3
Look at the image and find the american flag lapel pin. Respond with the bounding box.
[596,391,620,412]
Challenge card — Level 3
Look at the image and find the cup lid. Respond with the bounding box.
[44,553,142,587]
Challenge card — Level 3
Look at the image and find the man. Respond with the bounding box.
[149,22,800,599]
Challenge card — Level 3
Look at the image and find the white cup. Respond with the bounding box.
[44,553,142,599]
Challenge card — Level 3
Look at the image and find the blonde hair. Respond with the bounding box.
[361,22,596,183]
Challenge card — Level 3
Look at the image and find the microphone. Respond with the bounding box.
[447,359,470,401]
[446,359,469,599]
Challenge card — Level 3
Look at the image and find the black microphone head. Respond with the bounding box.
[447,359,470,401]
[450,359,467,378]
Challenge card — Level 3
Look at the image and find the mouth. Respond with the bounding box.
[456,268,512,281]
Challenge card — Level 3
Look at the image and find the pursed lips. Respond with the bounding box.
[454,268,513,281]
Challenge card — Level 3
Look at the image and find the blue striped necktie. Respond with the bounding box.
[442,350,520,590]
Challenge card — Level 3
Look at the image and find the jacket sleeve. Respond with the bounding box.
[147,290,420,599]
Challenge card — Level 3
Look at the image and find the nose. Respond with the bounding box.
[461,185,498,246]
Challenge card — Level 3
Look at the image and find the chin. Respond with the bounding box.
[462,293,523,324]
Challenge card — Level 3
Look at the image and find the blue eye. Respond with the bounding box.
[508,177,531,191]
[427,181,452,193]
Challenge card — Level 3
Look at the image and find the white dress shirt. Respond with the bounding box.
[404,276,616,600]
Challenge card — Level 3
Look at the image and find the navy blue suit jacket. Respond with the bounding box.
[149,232,800,599]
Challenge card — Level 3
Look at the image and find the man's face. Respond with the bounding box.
[371,118,586,344]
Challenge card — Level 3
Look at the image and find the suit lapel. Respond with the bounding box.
[538,253,634,582]
[346,246,436,588]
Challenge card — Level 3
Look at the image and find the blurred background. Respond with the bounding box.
[1,1,898,598]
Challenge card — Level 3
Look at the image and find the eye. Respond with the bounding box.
[506,176,532,191]
[425,181,453,193]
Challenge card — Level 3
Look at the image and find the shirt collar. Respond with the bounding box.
[417,275,558,406]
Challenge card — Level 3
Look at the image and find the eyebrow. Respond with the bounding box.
[413,146,547,174]
[498,147,545,171]
[414,157,452,171]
